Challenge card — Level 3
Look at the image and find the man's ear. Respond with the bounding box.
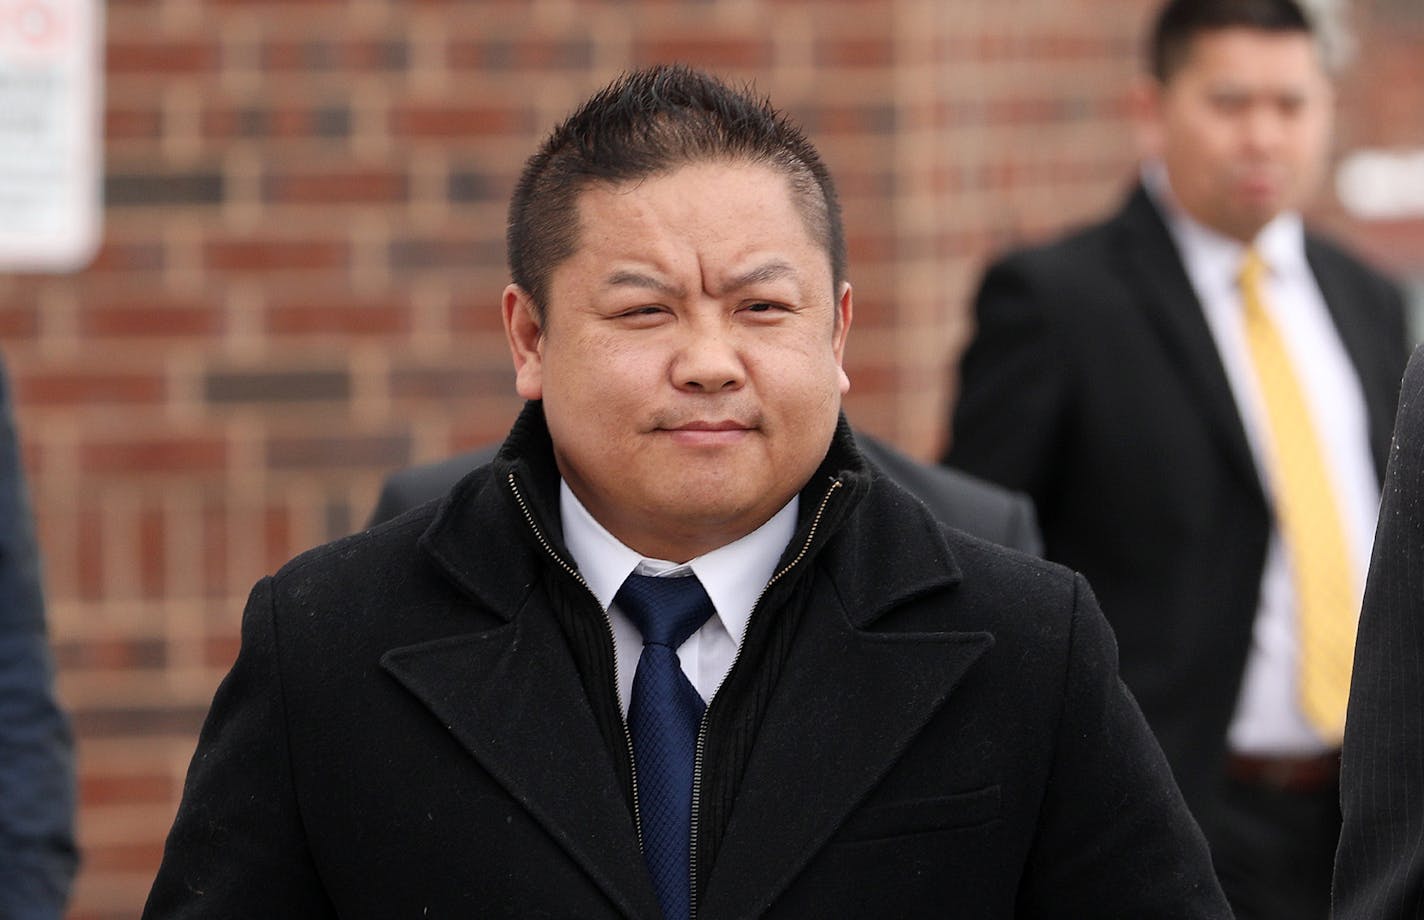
[834,281,853,396]
[1130,74,1166,161]
[503,284,544,400]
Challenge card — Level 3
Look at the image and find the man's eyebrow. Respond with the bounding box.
[724,260,798,291]
[602,260,800,297]
[603,270,684,297]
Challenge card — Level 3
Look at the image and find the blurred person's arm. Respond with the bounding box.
[0,354,78,919]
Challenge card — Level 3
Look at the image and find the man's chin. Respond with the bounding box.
[653,487,775,529]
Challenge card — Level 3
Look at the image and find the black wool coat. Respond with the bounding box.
[145,406,1229,919]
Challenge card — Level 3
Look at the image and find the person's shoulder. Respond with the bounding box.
[945,528,1092,662]
[945,526,1076,615]
[278,457,506,604]
[974,203,1143,322]
[1304,229,1406,304]
[932,531,1125,690]
[855,432,1041,554]
[924,465,1041,553]
[839,484,1077,641]
[387,446,499,494]
[987,199,1131,280]
[272,501,437,603]
[370,445,501,526]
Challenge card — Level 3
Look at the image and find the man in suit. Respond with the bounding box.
[1334,344,1424,920]
[943,1,1410,917]
[0,353,78,919]
[145,64,1228,918]
[367,434,1043,555]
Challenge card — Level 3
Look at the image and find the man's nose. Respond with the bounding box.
[671,325,746,392]
[1242,104,1285,154]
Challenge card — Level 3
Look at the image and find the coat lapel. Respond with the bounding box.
[1307,239,1402,478]
[385,442,661,920]
[698,493,994,919]
[380,606,660,920]
[698,611,992,919]
[1117,185,1262,496]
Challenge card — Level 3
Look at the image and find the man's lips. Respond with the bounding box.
[1234,170,1281,198]
[664,420,751,431]
[656,420,756,445]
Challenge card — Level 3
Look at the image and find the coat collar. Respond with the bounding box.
[417,401,938,621]
[415,401,564,623]
[386,404,986,919]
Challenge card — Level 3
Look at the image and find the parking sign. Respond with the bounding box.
[0,0,102,272]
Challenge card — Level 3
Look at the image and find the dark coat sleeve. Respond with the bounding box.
[1334,345,1424,920]
[0,355,77,919]
[142,577,338,920]
[1018,574,1229,918]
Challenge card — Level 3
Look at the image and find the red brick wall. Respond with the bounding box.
[0,2,1417,917]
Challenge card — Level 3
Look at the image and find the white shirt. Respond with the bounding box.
[559,480,797,716]
[1146,163,1379,754]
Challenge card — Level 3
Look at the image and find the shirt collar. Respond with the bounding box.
[1142,160,1307,290]
[559,480,797,646]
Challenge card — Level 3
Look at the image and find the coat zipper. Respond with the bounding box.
[687,477,843,920]
[506,472,644,852]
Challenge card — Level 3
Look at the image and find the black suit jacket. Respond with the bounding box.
[1335,344,1424,920]
[945,184,1410,830]
[146,408,1227,918]
[369,430,1042,554]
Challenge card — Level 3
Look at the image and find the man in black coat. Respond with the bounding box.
[1334,344,1424,920]
[367,434,1043,555]
[145,64,1228,919]
[944,1,1410,917]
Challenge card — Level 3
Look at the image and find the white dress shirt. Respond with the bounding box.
[1146,164,1379,754]
[559,480,797,716]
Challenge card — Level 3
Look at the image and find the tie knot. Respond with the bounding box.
[615,572,715,649]
[1239,248,1267,290]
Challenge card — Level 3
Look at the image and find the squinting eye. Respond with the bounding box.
[609,305,670,326]
[746,302,777,313]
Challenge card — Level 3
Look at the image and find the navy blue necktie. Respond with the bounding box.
[615,572,715,920]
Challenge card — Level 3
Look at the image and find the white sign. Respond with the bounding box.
[0,0,102,272]
[1337,148,1424,221]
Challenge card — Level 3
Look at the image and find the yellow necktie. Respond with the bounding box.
[1239,249,1356,743]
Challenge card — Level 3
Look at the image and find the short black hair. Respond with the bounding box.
[1149,0,1316,83]
[506,64,846,323]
